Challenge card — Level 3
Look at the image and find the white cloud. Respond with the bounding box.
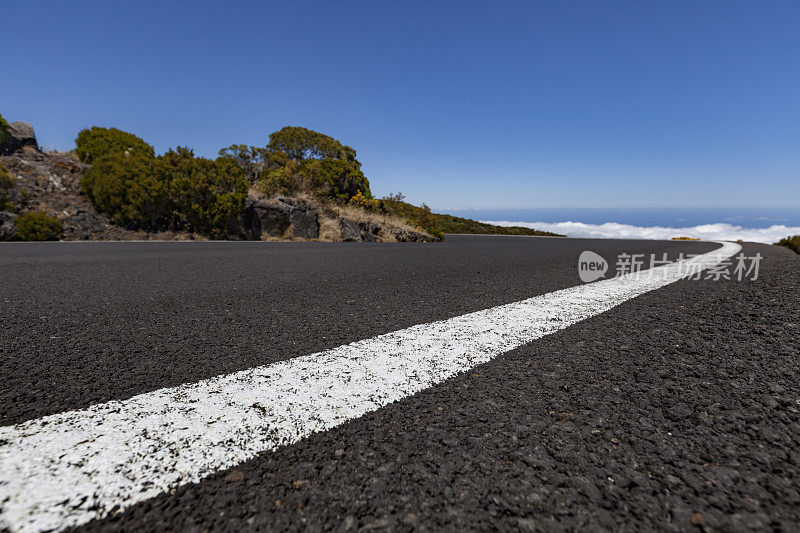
[482,221,800,244]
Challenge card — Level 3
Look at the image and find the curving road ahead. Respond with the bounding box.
[0,236,798,530]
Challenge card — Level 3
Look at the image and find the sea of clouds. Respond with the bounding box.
[483,221,800,244]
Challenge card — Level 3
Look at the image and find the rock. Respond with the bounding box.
[691,512,706,527]
[0,211,17,241]
[341,515,357,531]
[244,197,319,240]
[1,151,173,241]
[1,122,38,155]
[339,218,361,241]
[387,226,435,242]
[516,518,538,531]
[65,209,109,240]
[357,222,380,242]
[289,207,319,239]
[223,470,245,483]
[243,198,290,239]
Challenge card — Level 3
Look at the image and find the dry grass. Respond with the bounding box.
[322,203,422,234]
[318,214,342,241]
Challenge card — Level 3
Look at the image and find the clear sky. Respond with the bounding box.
[3,1,799,209]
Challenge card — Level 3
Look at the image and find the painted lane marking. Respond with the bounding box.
[0,242,741,532]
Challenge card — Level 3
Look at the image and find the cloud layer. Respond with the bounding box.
[484,221,800,244]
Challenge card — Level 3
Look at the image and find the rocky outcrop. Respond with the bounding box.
[244,199,290,238]
[339,218,361,242]
[386,227,433,242]
[0,211,17,240]
[0,151,174,241]
[289,207,319,239]
[244,197,320,240]
[243,199,435,243]
[358,221,380,242]
[1,122,38,155]
[338,219,388,242]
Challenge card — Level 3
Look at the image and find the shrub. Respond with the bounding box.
[414,203,444,240]
[16,212,62,241]
[75,127,154,163]
[349,190,380,211]
[0,161,15,190]
[80,135,248,237]
[81,151,168,230]
[775,235,800,254]
[257,165,297,196]
[0,161,16,211]
[300,158,371,202]
[162,147,248,238]
[261,127,372,200]
[382,191,406,202]
[267,126,347,161]
[382,199,561,239]
[219,127,373,202]
[0,113,9,147]
[218,144,268,184]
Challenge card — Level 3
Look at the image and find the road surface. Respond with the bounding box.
[0,236,798,530]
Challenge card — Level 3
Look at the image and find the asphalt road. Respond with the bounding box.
[1,236,798,530]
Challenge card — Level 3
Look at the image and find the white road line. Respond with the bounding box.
[0,242,741,532]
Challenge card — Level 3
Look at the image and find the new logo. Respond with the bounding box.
[578,251,608,282]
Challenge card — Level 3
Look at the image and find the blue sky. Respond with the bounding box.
[3,1,799,210]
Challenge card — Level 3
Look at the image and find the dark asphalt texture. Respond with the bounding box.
[2,237,798,531]
[1,236,712,425]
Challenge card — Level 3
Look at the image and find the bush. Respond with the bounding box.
[382,199,562,239]
[349,190,380,211]
[257,127,372,201]
[0,113,9,147]
[218,144,268,184]
[220,127,373,202]
[0,161,15,188]
[81,144,248,238]
[775,235,800,254]
[16,212,62,241]
[81,150,167,230]
[0,161,16,211]
[257,165,297,196]
[162,147,248,238]
[75,127,154,163]
[267,126,347,161]
[300,158,371,202]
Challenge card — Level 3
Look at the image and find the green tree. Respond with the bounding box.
[218,144,269,184]
[300,158,371,201]
[80,134,248,237]
[266,126,348,161]
[81,151,168,229]
[257,166,297,196]
[162,147,248,238]
[16,212,62,241]
[263,126,371,200]
[75,127,155,163]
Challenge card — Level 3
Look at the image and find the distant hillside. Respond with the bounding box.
[774,235,800,254]
[382,200,563,239]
